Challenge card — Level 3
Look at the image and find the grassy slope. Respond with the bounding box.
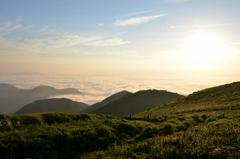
[1,82,240,158]
[137,81,240,117]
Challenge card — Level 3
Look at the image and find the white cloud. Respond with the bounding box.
[0,21,22,36]
[1,74,233,105]
[85,38,129,46]
[115,31,128,35]
[114,14,167,26]
[120,10,153,18]
[24,34,129,48]
[98,23,103,26]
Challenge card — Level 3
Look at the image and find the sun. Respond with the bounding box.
[184,35,226,69]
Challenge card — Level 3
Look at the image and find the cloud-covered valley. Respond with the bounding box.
[0,73,236,105]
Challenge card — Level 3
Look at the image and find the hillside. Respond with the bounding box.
[15,98,89,114]
[0,83,19,92]
[1,82,240,158]
[81,90,132,113]
[0,83,82,115]
[138,81,240,117]
[90,89,184,116]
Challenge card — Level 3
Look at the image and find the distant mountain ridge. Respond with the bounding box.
[90,89,184,116]
[15,98,88,114]
[0,83,82,115]
[81,90,132,113]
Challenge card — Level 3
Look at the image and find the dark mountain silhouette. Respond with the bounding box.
[15,98,88,114]
[90,89,184,116]
[0,83,82,115]
[80,90,132,113]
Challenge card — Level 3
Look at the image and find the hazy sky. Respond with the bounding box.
[1,0,240,77]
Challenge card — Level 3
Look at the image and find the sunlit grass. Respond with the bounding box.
[1,82,240,158]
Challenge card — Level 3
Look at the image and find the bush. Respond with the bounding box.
[115,122,138,137]
[183,121,192,129]
[201,114,208,121]
[151,117,162,122]
[0,114,7,120]
[162,123,177,134]
[96,125,118,148]
[176,125,186,131]
[191,115,203,123]
[42,113,71,124]
[178,116,185,121]
[72,114,90,121]
[20,115,42,125]
[137,126,160,141]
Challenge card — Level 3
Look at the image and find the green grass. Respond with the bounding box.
[1,81,240,158]
[1,111,240,158]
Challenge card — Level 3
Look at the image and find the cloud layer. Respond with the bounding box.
[0,74,235,105]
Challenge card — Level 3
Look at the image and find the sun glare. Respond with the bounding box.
[184,35,227,69]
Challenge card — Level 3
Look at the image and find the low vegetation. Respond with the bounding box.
[0,81,240,158]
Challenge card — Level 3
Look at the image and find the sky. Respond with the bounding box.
[1,0,240,98]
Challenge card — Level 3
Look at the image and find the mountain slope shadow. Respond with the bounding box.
[80,90,132,113]
[15,98,88,114]
[90,89,184,116]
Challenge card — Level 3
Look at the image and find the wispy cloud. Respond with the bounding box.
[98,23,103,27]
[85,38,129,46]
[24,34,100,48]
[0,21,22,36]
[115,31,128,35]
[114,14,167,26]
[120,10,153,18]
[24,34,129,47]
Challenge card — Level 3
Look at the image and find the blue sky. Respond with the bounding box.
[0,0,240,77]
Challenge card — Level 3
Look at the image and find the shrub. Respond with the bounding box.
[72,114,90,121]
[42,113,71,124]
[20,115,42,125]
[201,114,208,121]
[162,123,177,134]
[178,116,185,121]
[96,125,118,148]
[191,115,203,123]
[176,124,186,131]
[183,121,192,129]
[103,119,115,126]
[115,122,138,137]
[137,126,160,141]
[0,114,7,119]
[151,117,162,122]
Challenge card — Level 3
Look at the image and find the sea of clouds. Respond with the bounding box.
[0,73,238,105]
